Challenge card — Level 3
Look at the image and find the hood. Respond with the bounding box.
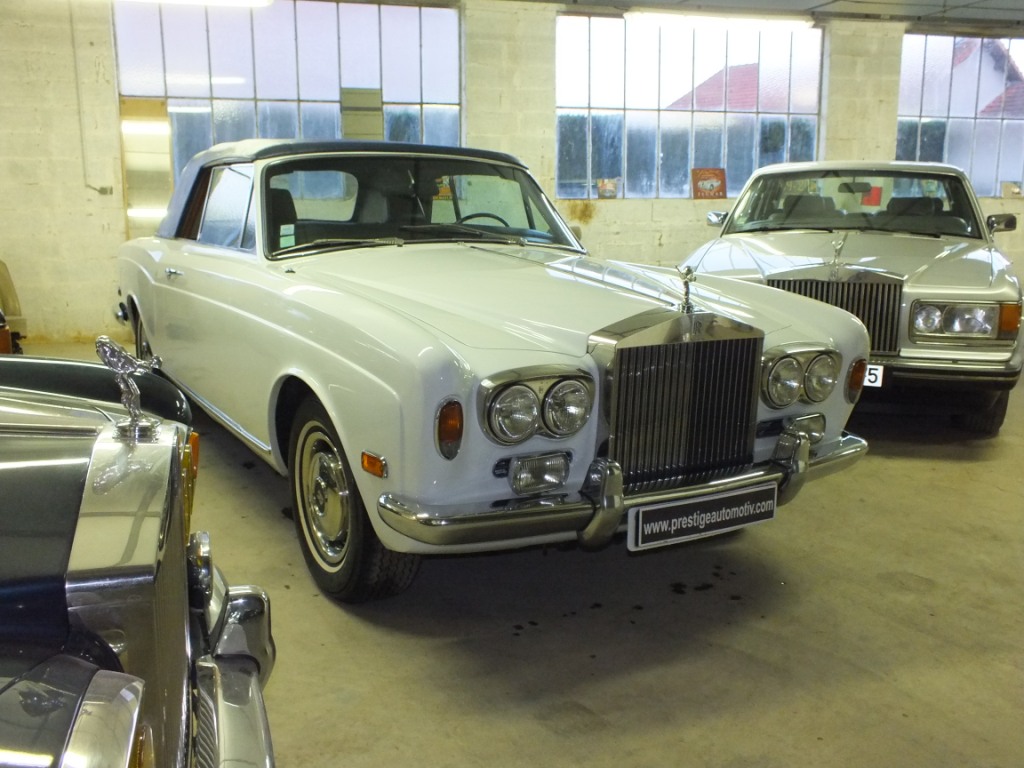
[0,391,103,651]
[689,230,1011,289]
[287,243,693,353]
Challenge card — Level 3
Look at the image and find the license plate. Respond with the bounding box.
[627,483,777,551]
[864,364,884,387]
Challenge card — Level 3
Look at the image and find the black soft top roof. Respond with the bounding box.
[157,140,528,238]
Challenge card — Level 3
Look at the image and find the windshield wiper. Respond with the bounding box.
[274,237,405,256]
[400,223,522,245]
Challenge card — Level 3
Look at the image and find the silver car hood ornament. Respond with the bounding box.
[96,335,162,440]
[676,265,697,313]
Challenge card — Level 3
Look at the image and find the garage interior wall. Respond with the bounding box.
[1,0,1022,342]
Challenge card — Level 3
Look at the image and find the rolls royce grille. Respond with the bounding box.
[767,278,902,354]
[610,337,761,493]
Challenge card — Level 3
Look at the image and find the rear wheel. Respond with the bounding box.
[133,311,153,362]
[288,397,420,602]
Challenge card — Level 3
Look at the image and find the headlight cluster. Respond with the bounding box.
[762,349,842,408]
[483,371,593,445]
[911,301,1021,341]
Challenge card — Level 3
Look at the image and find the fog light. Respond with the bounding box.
[787,413,826,444]
[509,452,571,495]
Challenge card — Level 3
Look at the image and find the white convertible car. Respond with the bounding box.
[117,139,869,602]
[684,161,1022,436]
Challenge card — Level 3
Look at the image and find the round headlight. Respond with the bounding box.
[803,353,840,402]
[542,379,591,436]
[945,305,996,336]
[914,304,943,334]
[488,384,539,443]
[765,355,803,408]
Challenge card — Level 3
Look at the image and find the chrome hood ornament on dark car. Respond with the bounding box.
[96,335,162,440]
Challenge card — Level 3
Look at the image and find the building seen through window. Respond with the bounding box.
[555,14,822,200]
[898,35,1024,197]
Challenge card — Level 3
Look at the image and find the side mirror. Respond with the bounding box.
[987,213,1017,234]
[707,211,728,227]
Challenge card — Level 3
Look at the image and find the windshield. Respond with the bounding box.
[263,154,582,257]
[723,170,983,239]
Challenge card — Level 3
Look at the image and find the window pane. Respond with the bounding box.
[422,8,459,104]
[258,102,299,139]
[339,3,381,89]
[381,6,421,103]
[557,110,589,198]
[899,36,925,115]
[693,112,723,168]
[113,2,164,97]
[789,116,816,162]
[384,105,421,143]
[998,121,1024,187]
[921,36,953,117]
[693,28,726,110]
[949,38,981,118]
[301,102,341,140]
[625,111,657,198]
[895,119,920,161]
[919,119,946,162]
[659,111,690,197]
[208,7,254,99]
[660,19,693,109]
[253,2,297,100]
[726,114,755,194]
[556,16,590,108]
[591,110,624,186]
[213,99,256,143]
[726,28,759,112]
[790,28,821,113]
[759,33,791,113]
[971,120,1000,196]
[759,116,787,167]
[169,100,213,179]
[625,16,659,110]
[199,164,253,248]
[162,6,210,98]
[297,1,340,101]
[590,18,625,109]
[423,105,460,145]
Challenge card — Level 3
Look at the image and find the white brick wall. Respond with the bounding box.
[1,0,126,342]
[0,1,1020,340]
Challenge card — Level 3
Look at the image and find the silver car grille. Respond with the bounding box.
[767,279,902,354]
[609,336,761,494]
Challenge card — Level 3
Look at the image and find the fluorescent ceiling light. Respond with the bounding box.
[121,120,171,136]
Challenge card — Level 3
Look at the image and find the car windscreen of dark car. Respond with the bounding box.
[263,155,580,256]
[725,170,983,239]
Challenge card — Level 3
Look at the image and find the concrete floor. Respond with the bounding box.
[29,341,1024,768]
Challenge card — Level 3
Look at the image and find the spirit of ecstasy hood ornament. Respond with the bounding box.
[676,265,696,313]
[96,335,163,440]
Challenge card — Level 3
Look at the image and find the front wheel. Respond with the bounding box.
[288,397,420,602]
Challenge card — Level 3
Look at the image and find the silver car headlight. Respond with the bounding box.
[764,355,803,407]
[803,353,840,403]
[481,369,595,445]
[762,347,843,409]
[911,301,1005,340]
[488,384,539,444]
[542,379,591,436]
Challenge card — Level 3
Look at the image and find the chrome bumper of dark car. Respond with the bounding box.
[378,429,868,548]
[193,581,276,768]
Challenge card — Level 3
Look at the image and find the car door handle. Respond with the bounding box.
[165,268,184,279]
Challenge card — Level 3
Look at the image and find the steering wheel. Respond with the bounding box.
[456,212,510,227]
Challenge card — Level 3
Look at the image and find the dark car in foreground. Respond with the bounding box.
[0,338,275,768]
[685,161,1022,436]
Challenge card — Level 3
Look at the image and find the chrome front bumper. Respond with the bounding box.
[379,428,868,549]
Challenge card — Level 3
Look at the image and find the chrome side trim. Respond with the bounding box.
[379,429,868,547]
